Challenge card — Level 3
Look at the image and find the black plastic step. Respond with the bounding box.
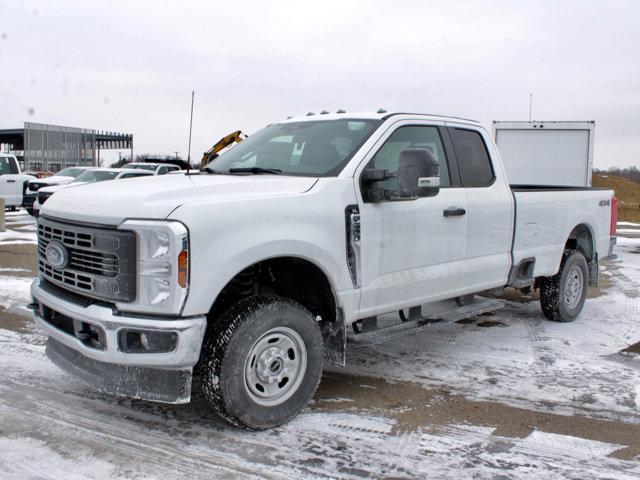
[349,298,504,346]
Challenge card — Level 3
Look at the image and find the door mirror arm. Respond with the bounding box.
[362,169,396,203]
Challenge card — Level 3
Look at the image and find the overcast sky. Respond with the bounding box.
[1,0,639,168]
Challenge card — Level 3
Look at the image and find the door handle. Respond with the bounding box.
[7,179,16,183]
[443,207,466,217]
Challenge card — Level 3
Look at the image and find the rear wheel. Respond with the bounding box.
[540,250,589,322]
[199,295,323,429]
[26,208,34,217]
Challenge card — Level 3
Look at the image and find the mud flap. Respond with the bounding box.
[46,337,193,404]
[319,308,346,367]
[588,255,599,288]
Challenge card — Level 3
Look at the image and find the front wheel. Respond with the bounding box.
[199,295,324,429]
[540,250,589,322]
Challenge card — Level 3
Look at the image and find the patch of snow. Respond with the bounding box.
[0,229,37,244]
[0,437,119,480]
[0,275,33,311]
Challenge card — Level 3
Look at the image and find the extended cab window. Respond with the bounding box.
[450,128,494,187]
[365,126,450,193]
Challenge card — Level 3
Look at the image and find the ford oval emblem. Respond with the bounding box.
[45,240,69,269]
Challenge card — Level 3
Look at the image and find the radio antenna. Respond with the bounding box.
[529,93,533,121]
[187,91,194,173]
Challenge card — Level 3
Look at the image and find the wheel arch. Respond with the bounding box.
[565,223,595,262]
[202,254,347,367]
[207,254,339,325]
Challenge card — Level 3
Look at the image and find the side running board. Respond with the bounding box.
[349,298,504,346]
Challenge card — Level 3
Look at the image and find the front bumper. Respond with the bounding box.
[30,278,207,403]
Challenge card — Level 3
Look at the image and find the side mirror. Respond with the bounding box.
[396,148,440,199]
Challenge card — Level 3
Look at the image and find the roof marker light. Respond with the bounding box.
[377,108,387,113]
[320,110,329,114]
[306,112,315,116]
[337,109,346,113]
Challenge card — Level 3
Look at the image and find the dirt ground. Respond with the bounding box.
[1,212,639,479]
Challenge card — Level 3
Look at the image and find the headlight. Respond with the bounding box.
[117,220,189,315]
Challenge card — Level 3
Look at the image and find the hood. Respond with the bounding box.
[29,175,75,189]
[40,182,87,194]
[41,173,318,225]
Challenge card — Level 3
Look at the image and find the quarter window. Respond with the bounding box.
[450,128,494,187]
[364,125,450,193]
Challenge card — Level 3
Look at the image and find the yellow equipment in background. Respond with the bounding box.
[200,130,246,170]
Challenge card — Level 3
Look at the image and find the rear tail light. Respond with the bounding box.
[610,197,618,236]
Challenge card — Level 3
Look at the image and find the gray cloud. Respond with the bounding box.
[1,0,638,168]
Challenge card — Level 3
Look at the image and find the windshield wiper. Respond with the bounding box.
[228,167,282,175]
[203,166,224,174]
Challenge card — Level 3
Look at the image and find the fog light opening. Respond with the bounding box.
[119,330,178,354]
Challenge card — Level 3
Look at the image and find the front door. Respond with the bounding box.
[355,122,469,317]
[0,156,22,206]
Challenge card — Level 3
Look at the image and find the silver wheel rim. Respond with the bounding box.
[243,327,307,407]
[564,265,584,309]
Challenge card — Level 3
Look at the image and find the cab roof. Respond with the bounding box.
[279,110,480,124]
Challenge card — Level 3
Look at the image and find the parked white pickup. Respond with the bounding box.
[0,153,35,209]
[30,111,616,429]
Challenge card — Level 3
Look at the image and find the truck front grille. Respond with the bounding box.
[37,217,137,303]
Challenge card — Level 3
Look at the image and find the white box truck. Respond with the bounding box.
[492,121,595,187]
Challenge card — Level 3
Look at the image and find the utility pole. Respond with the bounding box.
[187,91,194,173]
[529,93,533,122]
[174,151,179,159]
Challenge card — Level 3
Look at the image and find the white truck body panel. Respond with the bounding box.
[492,121,595,187]
[512,188,612,277]
[0,154,34,206]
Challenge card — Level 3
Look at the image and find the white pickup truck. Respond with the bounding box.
[0,153,35,209]
[30,112,616,429]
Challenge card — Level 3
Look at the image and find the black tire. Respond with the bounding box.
[199,295,323,430]
[540,250,589,322]
[26,208,34,217]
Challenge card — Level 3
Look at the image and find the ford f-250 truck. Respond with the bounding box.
[30,111,617,429]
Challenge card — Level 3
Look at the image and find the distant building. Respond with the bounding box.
[0,122,133,172]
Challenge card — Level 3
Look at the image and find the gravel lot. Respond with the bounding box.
[1,210,639,479]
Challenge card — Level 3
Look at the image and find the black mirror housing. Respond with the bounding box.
[396,148,440,199]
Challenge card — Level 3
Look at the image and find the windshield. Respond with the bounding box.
[74,170,120,183]
[124,163,157,171]
[57,167,85,178]
[206,119,380,176]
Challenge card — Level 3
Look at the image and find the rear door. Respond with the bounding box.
[355,121,469,316]
[0,156,22,205]
[446,125,513,291]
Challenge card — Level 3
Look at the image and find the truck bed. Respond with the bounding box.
[511,186,614,278]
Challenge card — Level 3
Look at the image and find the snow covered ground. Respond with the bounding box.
[0,210,639,479]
